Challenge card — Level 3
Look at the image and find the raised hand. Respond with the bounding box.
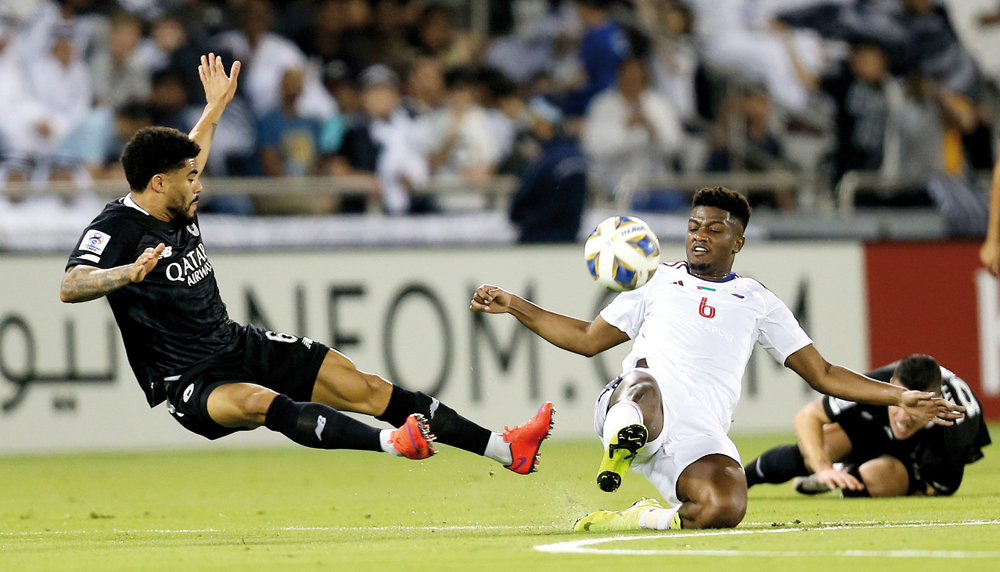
[470,284,513,314]
[129,243,165,284]
[198,53,241,108]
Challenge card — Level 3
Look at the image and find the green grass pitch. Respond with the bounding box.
[2,430,998,572]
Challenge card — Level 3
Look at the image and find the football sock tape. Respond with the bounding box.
[265,394,382,452]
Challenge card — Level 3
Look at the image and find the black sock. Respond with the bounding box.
[265,394,382,452]
[744,444,809,487]
[376,385,492,456]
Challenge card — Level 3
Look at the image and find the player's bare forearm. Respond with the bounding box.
[786,346,902,406]
[505,296,602,355]
[470,285,629,356]
[793,401,833,473]
[188,108,221,174]
[60,265,133,303]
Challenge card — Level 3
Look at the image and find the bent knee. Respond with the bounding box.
[241,388,278,419]
[699,493,746,529]
[615,374,661,402]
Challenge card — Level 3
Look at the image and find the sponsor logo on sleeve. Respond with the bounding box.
[79,230,111,255]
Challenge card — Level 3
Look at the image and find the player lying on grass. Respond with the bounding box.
[59,54,553,474]
[745,355,990,497]
[470,187,964,531]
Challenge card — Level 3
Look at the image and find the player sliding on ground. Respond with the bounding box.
[745,355,990,497]
[471,187,964,530]
[60,54,553,475]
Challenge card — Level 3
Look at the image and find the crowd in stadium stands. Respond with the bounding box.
[0,0,997,238]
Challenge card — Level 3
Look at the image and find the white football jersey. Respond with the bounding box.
[600,261,812,432]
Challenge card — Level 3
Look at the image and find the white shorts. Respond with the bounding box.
[593,372,742,507]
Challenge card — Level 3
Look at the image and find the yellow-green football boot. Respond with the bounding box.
[573,498,668,532]
[596,424,648,492]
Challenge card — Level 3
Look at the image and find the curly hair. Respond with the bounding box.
[692,187,751,231]
[121,126,201,192]
[894,354,943,393]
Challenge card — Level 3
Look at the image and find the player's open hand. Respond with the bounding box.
[470,285,512,314]
[199,53,240,108]
[814,467,864,492]
[129,243,165,283]
[900,390,965,426]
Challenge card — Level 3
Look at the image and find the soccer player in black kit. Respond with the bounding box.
[745,355,990,497]
[60,54,554,473]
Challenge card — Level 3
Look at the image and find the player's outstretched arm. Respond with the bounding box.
[785,345,964,425]
[792,399,864,491]
[470,284,629,356]
[189,53,241,175]
[60,244,165,303]
[981,146,1000,275]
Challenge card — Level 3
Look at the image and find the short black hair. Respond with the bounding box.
[121,126,200,192]
[692,187,751,230]
[894,354,943,392]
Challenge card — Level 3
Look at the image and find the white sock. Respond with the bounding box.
[380,429,401,456]
[602,401,644,447]
[484,432,513,465]
[638,505,682,530]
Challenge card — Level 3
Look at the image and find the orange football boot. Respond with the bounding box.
[502,402,555,474]
[388,413,437,460]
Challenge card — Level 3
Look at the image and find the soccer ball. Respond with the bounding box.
[585,216,661,291]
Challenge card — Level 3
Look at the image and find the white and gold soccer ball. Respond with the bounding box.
[585,216,661,291]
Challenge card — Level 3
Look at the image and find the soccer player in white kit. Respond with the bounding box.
[470,187,964,530]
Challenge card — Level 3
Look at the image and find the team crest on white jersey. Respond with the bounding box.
[186,223,200,237]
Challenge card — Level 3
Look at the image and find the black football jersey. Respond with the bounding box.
[66,196,240,406]
[823,362,991,495]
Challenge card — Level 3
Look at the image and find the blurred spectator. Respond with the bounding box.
[149,69,194,132]
[401,55,445,116]
[335,64,431,215]
[259,67,322,178]
[899,0,980,98]
[424,67,504,182]
[684,0,821,113]
[15,0,106,68]
[371,0,417,72]
[636,0,699,122]
[411,3,479,69]
[582,57,681,203]
[85,99,153,180]
[509,113,588,243]
[256,66,331,215]
[133,13,209,107]
[296,0,372,84]
[815,41,904,187]
[563,0,631,116]
[90,10,150,108]
[24,26,92,173]
[0,21,51,180]
[706,85,794,211]
[213,0,336,121]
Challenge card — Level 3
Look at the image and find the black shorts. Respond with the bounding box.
[841,428,921,495]
[162,324,330,440]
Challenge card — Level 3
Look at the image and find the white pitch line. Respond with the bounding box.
[2,524,557,537]
[534,519,1000,558]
